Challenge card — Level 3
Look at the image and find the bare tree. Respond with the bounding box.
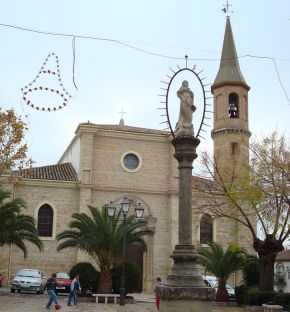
[193,131,290,291]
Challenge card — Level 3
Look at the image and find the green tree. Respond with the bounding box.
[242,256,260,287]
[57,206,152,293]
[0,108,33,176]
[197,243,246,301]
[197,242,246,302]
[0,190,43,256]
[193,131,290,291]
[69,262,99,295]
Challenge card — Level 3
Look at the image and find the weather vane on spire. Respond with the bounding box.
[222,0,234,17]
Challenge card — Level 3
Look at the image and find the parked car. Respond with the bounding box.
[11,269,46,294]
[55,272,71,294]
[202,275,235,299]
[0,272,4,287]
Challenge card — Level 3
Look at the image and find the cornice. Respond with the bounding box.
[211,81,250,93]
[90,185,178,196]
[0,175,79,189]
[96,130,172,142]
[211,127,252,138]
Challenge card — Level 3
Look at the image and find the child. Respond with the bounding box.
[154,277,162,311]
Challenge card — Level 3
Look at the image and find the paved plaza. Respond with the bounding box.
[0,288,156,312]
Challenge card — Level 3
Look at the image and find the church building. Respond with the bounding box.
[0,17,254,293]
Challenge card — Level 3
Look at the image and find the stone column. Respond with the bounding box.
[159,135,214,312]
[143,216,156,293]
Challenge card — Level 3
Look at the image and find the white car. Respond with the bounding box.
[202,275,235,298]
[11,269,46,294]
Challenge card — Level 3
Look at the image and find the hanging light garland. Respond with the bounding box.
[21,53,72,112]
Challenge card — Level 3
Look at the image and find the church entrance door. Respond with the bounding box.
[127,245,143,291]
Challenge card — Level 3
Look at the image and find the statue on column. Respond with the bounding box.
[175,80,196,137]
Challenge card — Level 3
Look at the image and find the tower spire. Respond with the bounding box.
[212,17,249,90]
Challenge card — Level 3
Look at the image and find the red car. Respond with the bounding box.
[55,272,71,294]
[0,272,4,287]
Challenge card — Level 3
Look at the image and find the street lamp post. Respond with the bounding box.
[107,197,144,306]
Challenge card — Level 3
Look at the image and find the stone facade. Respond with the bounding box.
[0,120,254,293]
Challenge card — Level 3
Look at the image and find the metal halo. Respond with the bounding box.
[159,66,212,139]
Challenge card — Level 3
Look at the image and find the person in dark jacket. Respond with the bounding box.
[67,273,81,306]
[45,273,61,309]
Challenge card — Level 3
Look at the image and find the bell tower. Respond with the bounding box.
[211,17,251,174]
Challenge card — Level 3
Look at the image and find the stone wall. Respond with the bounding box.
[0,180,79,283]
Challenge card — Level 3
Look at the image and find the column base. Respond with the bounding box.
[159,244,214,312]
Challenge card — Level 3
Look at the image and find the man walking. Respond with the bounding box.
[67,274,81,306]
[45,273,61,309]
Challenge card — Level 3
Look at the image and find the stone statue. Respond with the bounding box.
[175,80,196,136]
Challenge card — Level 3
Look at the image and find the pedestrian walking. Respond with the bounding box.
[67,273,81,306]
[45,273,61,310]
[154,277,162,311]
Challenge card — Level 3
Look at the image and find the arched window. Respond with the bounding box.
[37,204,53,237]
[228,93,239,118]
[200,214,213,245]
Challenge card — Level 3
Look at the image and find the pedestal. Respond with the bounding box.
[159,135,214,312]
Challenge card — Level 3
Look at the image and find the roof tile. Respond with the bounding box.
[13,163,78,181]
[276,250,290,261]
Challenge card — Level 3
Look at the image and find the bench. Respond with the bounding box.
[92,293,119,304]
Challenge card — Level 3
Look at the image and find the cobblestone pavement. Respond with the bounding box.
[0,289,156,312]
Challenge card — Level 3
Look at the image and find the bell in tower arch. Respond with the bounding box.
[228,93,239,118]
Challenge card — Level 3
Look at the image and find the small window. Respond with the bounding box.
[228,93,239,118]
[200,214,213,245]
[231,142,240,155]
[123,153,139,170]
[121,151,142,173]
[37,204,53,237]
[276,263,284,275]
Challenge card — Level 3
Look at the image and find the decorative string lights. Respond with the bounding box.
[21,53,73,112]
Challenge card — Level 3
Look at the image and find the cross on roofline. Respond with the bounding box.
[222,0,234,17]
[118,108,126,119]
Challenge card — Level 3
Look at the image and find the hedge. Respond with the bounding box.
[69,262,99,295]
[235,285,290,311]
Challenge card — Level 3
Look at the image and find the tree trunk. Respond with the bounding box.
[253,234,284,292]
[259,254,276,291]
[216,279,229,302]
[216,287,229,302]
[97,269,112,294]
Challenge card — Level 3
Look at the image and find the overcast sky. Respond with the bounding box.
[0,0,289,172]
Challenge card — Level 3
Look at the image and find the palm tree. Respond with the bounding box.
[57,205,152,293]
[197,242,246,302]
[0,190,43,257]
